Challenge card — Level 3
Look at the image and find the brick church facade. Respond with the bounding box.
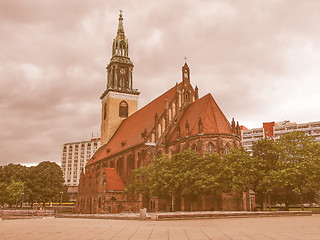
[76,13,242,214]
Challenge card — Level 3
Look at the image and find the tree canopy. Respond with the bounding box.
[0,161,66,206]
[130,131,320,211]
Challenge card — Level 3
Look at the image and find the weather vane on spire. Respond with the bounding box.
[119,9,123,16]
[184,56,187,63]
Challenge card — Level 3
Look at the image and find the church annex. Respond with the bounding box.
[76,12,241,214]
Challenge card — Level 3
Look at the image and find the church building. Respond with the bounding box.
[76,12,242,214]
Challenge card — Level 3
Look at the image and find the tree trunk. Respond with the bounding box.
[267,192,271,211]
[300,188,304,211]
[171,192,174,212]
[259,193,264,211]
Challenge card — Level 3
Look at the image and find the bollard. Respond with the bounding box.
[140,208,147,219]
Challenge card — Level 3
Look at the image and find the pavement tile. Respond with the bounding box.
[1,215,320,240]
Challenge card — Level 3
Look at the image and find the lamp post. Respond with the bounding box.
[21,192,24,209]
[60,191,63,213]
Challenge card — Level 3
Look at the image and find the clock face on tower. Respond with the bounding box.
[120,68,126,75]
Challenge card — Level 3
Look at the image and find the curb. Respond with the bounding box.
[56,211,312,221]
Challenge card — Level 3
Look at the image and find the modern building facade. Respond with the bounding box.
[241,120,320,151]
[76,12,242,214]
[61,137,101,186]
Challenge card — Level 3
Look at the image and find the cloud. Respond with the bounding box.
[1,0,320,165]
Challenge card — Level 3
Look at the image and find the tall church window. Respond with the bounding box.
[137,152,141,168]
[172,103,176,116]
[118,158,123,176]
[127,154,134,174]
[206,142,215,154]
[104,103,107,120]
[158,124,162,138]
[162,118,166,132]
[182,89,185,104]
[224,143,231,154]
[119,101,128,117]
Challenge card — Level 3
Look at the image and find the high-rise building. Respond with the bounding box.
[241,120,320,151]
[61,137,101,186]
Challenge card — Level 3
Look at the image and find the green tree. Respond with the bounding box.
[225,147,255,194]
[252,138,280,210]
[26,161,65,205]
[130,150,231,211]
[2,164,27,183]
[195,152,232,209]
[0,166,7,204]
[6,180,24,207]
[0,164,27,205]
[130,153,181,211]
[276,131,320,210]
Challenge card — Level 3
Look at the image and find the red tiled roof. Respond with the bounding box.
[168,93,232,142]
[104,168,125,191]
[88,83,182,165]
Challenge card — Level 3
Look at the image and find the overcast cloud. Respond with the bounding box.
[1,0,320,166]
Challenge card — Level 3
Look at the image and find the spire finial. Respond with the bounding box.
[184,56,187,63]
[117,10,124,34]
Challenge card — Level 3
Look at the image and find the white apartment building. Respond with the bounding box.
[241,120,320,151]
[61,137,101,186]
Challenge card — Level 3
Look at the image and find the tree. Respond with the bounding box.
[6,180,24,207]
[224,147,255,194]
[252,138,280,210]
[26,161,65,205]
[195,152,232,209]
[130,150,233,211]
[0,164,27,206]
[276,131,320,210]
[129,154,177,210]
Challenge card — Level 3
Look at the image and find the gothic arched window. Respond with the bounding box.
[225,143,231,154]
[119,41,126,56]
[119,101,128,117]
[206,142,215,154]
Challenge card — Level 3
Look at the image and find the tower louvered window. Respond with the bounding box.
[119,101,128,117]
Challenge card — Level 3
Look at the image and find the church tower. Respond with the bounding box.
[100,11,140,145]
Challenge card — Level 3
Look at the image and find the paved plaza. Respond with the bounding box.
[1,215,320,239]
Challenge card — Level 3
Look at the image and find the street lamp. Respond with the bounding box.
[60,191,63,213]
[21,192,24,209]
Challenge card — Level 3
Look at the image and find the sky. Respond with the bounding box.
[1,0,320,166]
